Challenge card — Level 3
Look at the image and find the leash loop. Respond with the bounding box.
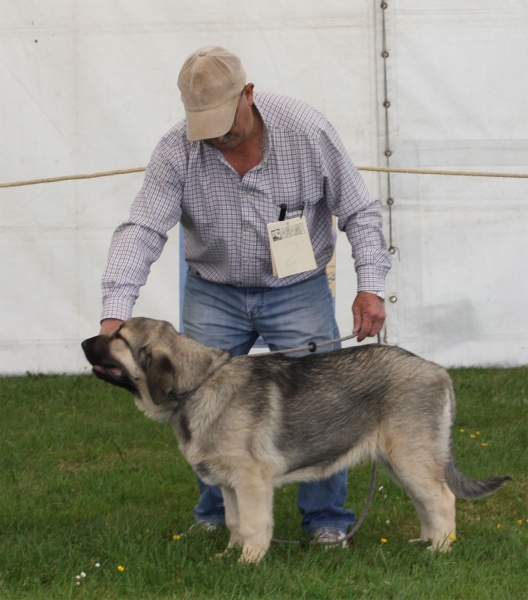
[264,332,358,356]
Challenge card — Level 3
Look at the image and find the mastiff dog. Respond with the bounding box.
[82,317,510,563]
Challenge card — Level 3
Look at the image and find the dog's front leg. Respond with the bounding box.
[235,467,274,564]
[221,486,242,551]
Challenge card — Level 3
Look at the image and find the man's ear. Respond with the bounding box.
[144,348,176,405]
[245,82,255,106]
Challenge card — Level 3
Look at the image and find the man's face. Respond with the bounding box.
[203,84,255,151]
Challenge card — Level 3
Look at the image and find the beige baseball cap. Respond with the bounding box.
[178,46,246,142]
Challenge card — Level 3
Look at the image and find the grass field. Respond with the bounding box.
[0,367,527,599]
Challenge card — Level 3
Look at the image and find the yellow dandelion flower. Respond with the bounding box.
[172,534,181,541]
[476,431,481,435]
[117,565,125,572]
[517,520,523,525]
[481,443,488,447]
[496,524,501,529]
[470,434,476,439]
[381,538,388,543]
[459,429,465,433]
[448,534,456,541]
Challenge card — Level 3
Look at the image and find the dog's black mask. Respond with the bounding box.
[81,335,138,394]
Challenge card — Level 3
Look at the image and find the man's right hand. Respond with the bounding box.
[99,319,123,335]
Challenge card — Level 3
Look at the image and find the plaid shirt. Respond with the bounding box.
[101,92,391,321]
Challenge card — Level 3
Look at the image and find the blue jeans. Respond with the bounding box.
[182,270,356,534]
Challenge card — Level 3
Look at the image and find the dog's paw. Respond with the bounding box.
[239,547,266,564]
[215,545,239,559]
[427,535,455,552]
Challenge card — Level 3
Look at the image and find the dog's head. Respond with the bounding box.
[81,317,228,421]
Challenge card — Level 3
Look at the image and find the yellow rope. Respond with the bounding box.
[356,166,528,178]
[0,165,527,189]
[0,167,146,189]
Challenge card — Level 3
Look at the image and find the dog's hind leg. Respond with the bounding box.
[405,479,456,551]
[234,465,274,563]
[380,448,456,551]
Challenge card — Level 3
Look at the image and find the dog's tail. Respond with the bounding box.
[445,457,511,500]
[443,379,510,500]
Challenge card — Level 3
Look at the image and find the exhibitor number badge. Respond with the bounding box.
[266,216,317,278]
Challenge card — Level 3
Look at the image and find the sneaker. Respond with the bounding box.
[312,527,348,548]
[186,521,218,534]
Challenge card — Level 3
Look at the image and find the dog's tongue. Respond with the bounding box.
[93,365,123,379]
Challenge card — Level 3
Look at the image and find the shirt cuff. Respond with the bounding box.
[356,267,387,294]
[101,297,135,323]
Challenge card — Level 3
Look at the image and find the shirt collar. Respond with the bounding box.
[253,94,272,164]
[198,93,272,169]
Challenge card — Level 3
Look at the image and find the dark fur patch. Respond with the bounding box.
[194,461,211,482]
[178,412,192,443]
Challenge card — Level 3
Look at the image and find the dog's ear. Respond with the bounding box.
[143,348,176,405]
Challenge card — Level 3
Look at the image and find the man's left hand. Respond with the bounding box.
[352,292,386,342]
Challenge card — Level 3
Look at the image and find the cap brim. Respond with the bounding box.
[185,94,239,142]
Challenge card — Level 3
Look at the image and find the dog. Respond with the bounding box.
[82,317,510,563]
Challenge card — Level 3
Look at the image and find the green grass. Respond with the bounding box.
[0,367,527,599]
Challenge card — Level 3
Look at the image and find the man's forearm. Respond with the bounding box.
[101,221,168,321]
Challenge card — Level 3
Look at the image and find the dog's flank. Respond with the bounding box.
[82,317,510,563]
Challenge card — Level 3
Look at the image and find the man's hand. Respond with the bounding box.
[99,318,123,335]
[352,292,386,342]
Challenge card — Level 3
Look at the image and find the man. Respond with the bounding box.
[99,46,391,545]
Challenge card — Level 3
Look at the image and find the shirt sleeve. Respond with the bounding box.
[318,122,392,292]
[101,143,183,321]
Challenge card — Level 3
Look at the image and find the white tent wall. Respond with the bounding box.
[0,1,526,374]
[376,2,528,366]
